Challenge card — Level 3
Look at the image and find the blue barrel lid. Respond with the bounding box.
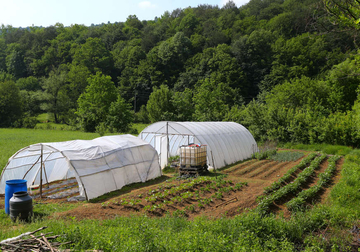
[6,179,27,185]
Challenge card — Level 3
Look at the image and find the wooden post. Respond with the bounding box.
[40,144,43,199]
[166,121,169,166]
[211,150,217,178]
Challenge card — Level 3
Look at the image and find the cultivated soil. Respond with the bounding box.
[0,151,344,221]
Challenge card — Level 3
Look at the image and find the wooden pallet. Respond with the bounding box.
[179,165,207,176]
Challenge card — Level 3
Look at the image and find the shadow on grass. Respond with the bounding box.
[32,211,49,220]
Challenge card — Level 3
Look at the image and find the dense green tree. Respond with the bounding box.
[106,95,134,133]
[40,66,69,123]
[265,76,330,111]
[171,88,194,121]
[193,78,234,121]
[20,90,43,117]
[66,64,91,108]
[0,39,6,72]
[262,33,330,91]
[146,85,174,122]
[6,43,26,79]
[323,0,360,30]
[0,80,23,127]
[232,29,276,97]
[16,76,41,91]
[76,72,117,132]
[177,11,200,37]
[326,55,360,112]
[72,37,113,75]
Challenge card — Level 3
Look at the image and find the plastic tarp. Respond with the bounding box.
[139,121,258,169]
[0,135,161,200]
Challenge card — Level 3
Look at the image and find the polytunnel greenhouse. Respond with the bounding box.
[0,135,161,200]
[139,121,258,169]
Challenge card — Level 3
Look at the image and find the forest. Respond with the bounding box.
[0,0,359,146]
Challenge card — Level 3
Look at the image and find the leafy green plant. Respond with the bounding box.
[264,152,318,194]
[172,209,186,217]
[257,153,327,215]
[101,202,109,208]
[286,155,341,211]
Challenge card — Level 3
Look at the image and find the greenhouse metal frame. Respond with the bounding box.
[139,121,258,169]
[0,135,161,200]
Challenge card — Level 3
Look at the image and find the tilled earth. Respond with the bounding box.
[52,152,343,220]
[0,151,344,221]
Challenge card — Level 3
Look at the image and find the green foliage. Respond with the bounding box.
[40,66,69,123]
[171,88,194,121]
[76,72,118,132]
[146,85,174,122]
[286,155,341,212]
[106,95,134,133]
[324,0,360,30]
[6,43,26,79]
[257,153,327,215]
[0,80,23,127]
[72,37,113,75]
[0,1,359,149]
[330,149,360,209]
[254,148,277,160]
[193,78,234,121]
[264,152,318,194]
[326,54,360,112]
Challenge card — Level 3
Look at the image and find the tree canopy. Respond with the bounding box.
[1,0,360,145]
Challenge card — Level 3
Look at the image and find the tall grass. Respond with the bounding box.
[330,149,360,211]
[0,211,326,251]
[280,143,352,156]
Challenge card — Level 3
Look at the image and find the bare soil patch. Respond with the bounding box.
[21,153,343,221]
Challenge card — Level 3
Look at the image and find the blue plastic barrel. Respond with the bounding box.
[5,179,27,215]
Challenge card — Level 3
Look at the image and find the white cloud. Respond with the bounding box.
[138,1,157,9]
[220,0,249,7]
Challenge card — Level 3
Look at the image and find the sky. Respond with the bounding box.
[0,0,250,28]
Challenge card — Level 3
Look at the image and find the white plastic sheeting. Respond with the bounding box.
[139,121,258,169]
[0,135,161,200]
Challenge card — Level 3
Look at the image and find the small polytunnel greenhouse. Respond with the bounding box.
[0,135,161,200]
[139,121,258,169]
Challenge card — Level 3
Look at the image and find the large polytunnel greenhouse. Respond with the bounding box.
[139,121,258,169]
[0,135,161,200]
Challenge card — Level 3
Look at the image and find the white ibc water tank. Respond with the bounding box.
[180,144,207,167]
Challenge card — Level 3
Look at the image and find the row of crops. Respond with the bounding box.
[257,152,341,215]
[102,175,247,217]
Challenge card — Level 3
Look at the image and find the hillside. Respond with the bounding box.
[0,0,359,146]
